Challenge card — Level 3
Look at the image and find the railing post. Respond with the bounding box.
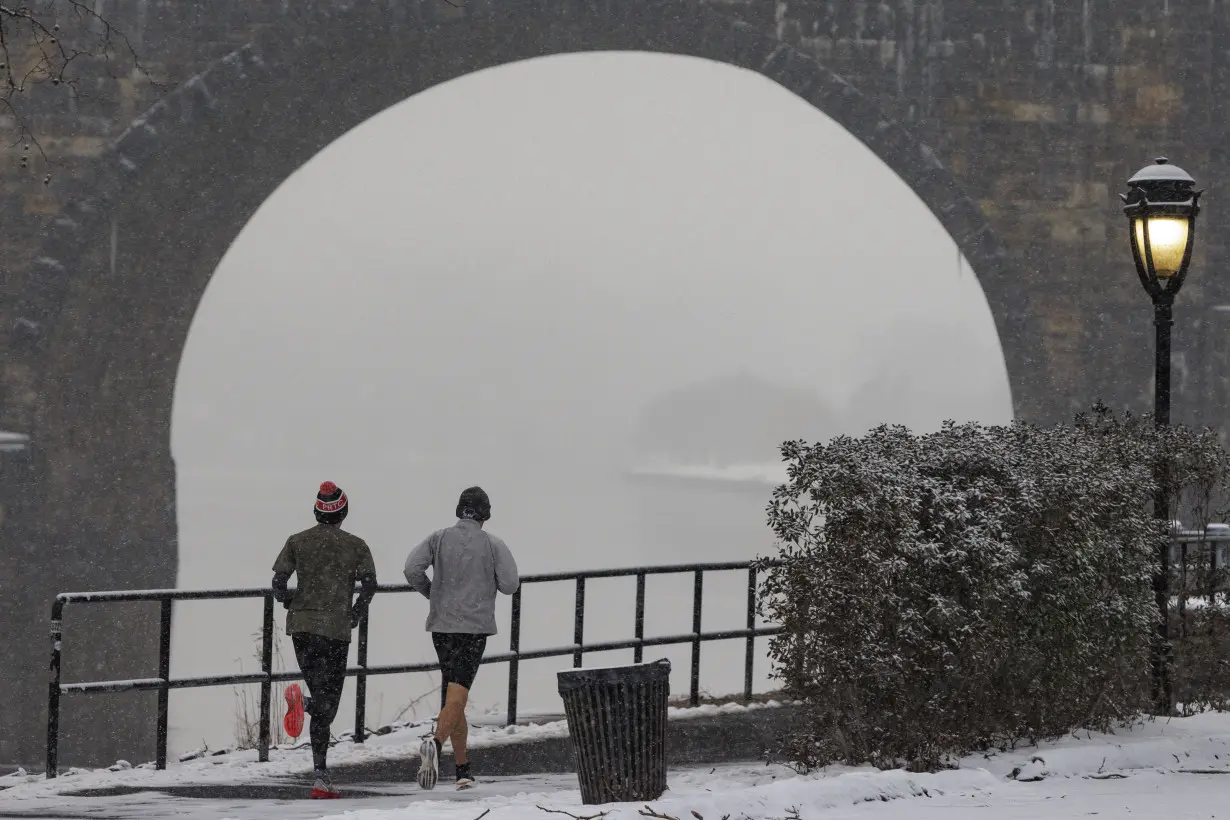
[156,598,173,770]
[744,566,756,702]
[46,596,65,779]
[355,606,369,744]
[573,577,586,668]
[691,569,703,707]
[259,595,273,763]
[507,586,522,726]
[634,572,646,664]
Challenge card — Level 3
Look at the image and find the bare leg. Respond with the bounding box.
[434,682,470,757]
[450,700,470,765]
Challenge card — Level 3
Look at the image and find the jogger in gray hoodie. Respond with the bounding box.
[403,486,519,790]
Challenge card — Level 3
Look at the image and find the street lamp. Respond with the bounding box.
[1121,156,1202,716]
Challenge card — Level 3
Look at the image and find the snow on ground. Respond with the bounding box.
[8,708,1230,819]
[0,700,793,801]
[308,765,999,820]
[276,712,1230,820]
[819,769,1230,820]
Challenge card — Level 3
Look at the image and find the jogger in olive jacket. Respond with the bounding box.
[272,481,377,800]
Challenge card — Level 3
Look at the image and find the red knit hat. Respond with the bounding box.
[315,481,348,516]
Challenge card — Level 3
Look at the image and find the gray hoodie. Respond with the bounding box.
[403,518,520,635]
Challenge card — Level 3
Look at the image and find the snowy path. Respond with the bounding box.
[9,712,1230,819]
[0,772,581,820]
[9,765,1230,820]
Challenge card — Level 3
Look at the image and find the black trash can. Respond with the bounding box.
[557,658,671,805]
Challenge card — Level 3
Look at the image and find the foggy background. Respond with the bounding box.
[168,52,1012,756]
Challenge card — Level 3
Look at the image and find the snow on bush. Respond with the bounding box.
[758,404,1230,772]
[1173,597,1230,712]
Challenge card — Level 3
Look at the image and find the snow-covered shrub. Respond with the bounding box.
[1160,424,1230,713]
[1172,600,1230,713]
[758,404,1229,771]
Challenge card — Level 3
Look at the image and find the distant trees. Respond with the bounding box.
[632,373,842,467]
[759,404,1230,771]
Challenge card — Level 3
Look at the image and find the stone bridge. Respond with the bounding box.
[1,0,1228,767]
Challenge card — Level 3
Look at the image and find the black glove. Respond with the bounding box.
[271,572,293,610]
[351,573,377,628]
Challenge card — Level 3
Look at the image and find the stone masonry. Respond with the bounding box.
[2,0,1229,768]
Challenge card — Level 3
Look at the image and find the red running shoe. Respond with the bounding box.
[310,774,341,799]
[284,683,305,739]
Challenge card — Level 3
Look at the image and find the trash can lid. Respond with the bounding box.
[557,658,671,694]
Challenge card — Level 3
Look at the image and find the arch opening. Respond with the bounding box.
[169,51,1012,755]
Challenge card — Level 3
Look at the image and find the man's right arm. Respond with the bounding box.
[403,532,436,599]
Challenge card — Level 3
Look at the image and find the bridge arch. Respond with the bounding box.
[11,0,1037,766]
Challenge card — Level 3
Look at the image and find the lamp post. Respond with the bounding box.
[1121,157,1202,716]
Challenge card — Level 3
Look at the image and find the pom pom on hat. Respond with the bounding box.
[315,481,348,515]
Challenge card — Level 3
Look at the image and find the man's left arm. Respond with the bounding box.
[351,543,379,627]
[271,538,296,610]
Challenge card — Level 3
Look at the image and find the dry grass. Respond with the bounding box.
[232,632,290,751]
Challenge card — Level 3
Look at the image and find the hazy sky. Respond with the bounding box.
[172,50,1010,473]
[166,51,1013,754]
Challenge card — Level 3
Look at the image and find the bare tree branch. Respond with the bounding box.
[637,808,680,820]
[537,805,610,820]
[389,674,441,725]
[0,0,158,178]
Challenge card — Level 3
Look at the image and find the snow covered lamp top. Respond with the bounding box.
[1121,157,1202,299]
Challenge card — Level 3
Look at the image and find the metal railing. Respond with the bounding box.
[46,559,783,778]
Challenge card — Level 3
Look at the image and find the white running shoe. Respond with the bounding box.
[417,738,439,790]
[310,774,341,799]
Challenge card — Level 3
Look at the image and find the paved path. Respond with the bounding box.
[0,772,580,819]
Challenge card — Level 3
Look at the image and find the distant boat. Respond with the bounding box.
[623,461,788,494]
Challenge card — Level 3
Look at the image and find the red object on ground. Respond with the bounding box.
[311,782,342,799]
[284,683,305,739]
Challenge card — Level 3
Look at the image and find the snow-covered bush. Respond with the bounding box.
[1159,423,1230,713]
[758,404,1230,771]
[1173,601,1230,713]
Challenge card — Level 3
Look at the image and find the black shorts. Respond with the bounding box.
[432,632,488,691]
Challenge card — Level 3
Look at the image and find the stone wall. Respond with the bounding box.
[2,0,1228,768]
